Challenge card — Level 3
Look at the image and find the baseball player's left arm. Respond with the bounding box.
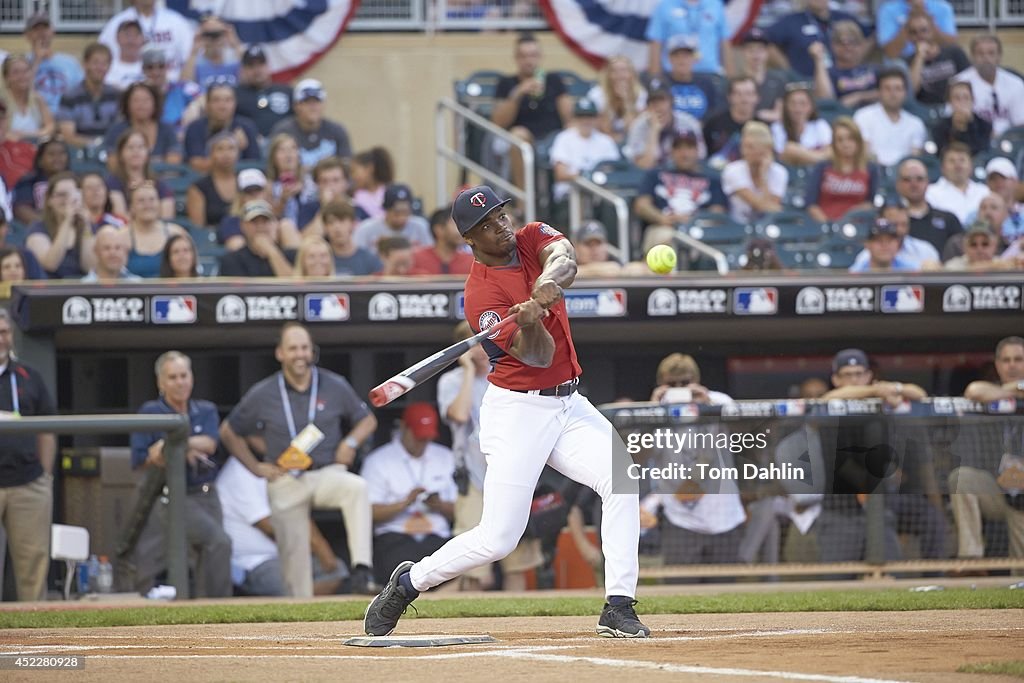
[532,238,577,308]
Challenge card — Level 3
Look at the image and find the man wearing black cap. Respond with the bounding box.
[353,184,433,255]
[850,204,941,272]
[549,98,620,204]
[236,46,293,138]
[849,218,919,273]
[218,200,295,277]
[572,220,622,278]
[365,185,649,640]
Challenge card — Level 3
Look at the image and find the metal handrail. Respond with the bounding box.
[674,228,730,275]
[0,414,191,600]
[435,97,535,223]
[567,176,631,263]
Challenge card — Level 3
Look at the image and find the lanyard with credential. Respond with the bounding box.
[9,370,19,416]
[278,368,318,440]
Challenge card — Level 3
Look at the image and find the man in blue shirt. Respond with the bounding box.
[130,351,232,597]
[849,218,920,272]
[646,0,733,76]
[850,206,940,272]
[765,0,863,77]
[183,82,261,173]
[653,36,720,122]
[878,0,957,60]
[141,48,201,134]
[23,12,83,114]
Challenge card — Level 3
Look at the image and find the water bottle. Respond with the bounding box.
[87,554,100,594]
[97,556,114,594]
[76,560,90,596]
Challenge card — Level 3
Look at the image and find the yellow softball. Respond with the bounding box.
[646,244,677,274]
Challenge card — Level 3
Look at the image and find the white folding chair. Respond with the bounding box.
[50,525,89,600]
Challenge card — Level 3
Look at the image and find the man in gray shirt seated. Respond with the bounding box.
[270,79,351,170]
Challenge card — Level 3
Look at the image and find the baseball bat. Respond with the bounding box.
[369,314,519,407]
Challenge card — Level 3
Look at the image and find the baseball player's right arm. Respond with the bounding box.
[507,299,555,368]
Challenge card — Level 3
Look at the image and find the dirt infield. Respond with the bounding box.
[0,609,1020,682]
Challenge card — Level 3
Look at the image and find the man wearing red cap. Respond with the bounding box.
[359,403,457,586]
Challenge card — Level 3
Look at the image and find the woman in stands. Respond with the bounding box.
[350,146,394,220]
[81,171,125,230]
[186,131,239,230]
[722,121,788,224]
[120,181,186,278]
[266,132,312,225]
[293,234,335,277]
[107,129,175,219]
[102,83,182,165]
[11,137,70,225]
[1,55,54,142]
[770,84,832,166]
[587,55,647,145]
[0,247,28,282]
[24,172,95,278]
[806,117,879,222]
[159,232,199,278]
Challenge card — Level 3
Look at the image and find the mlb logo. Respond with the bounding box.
[733,288,778,315]
[305,294,350,322]
[455,292,466,319]
[880,285,924,313]
[152,296,197,324]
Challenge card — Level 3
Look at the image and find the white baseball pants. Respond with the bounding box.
[409,384,640,597]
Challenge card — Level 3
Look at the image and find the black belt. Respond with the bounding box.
[512,377,579,397]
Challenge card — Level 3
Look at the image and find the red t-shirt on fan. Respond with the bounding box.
[815,165,872,220]
[464,222,582,391]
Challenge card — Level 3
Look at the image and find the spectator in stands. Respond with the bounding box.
[878,0,957,61]
[141,48,200,133]
[318,199,381,276]
[217,169,301,251]
[653,36,719,122]
[182,14,241,90]
[81,225,141,282]
[293,235,335,278]
[806,117,879,222]
[853,201,941,270]
[12,137,69,225]
[354,184,433,254]
[822,21,879,109]
[80,171,124,231]
[953,337,1024,561]
[187,132,242,229]
[635,130,726,246]
[0,100,35,190]
[1,54,54,142]
[218,199,295,277]
[0,247,29,282]
[121,182,187,278]
[924,142,988,224]
[350,147,395,221]
[973,194,1016,254]
[646,0,732,76]
[977,158,1024,244]
[235,47,291,139]
[953,34,1024,136]
[102,82,182,165]
[130,351,232,597]
[550,98,620,205]
[25,172,95,278]
[105,19,145,90]
[573,220,622,278]
[219,322,379,596]
[23,12,83,114]
[894,157,963,252]
[853,69,927,168]
[107,129,175,219]
[722,121,788,224]
[587,55,647,145]
[57,43,121,149]
[849,216,920,273]
[0,308,56,601]
[736,29,787,124]
[411,207,474,276]
[939,219,1017,271]
[703,76,758,165]
[741,237,784,271]
[907,13,969,105]
[294,157,351,235]
[624,87,704,170]
[765,0,861,78]
[361,402,457,586]
[931,81,992,157]
[377,236,414,277]
[771,83,832,166]
[159,233,199,278]
[270,79,352,170]
[492,33,572,191]
[265,134,317,229]
[100,0,194,80]
[183,82,260,173]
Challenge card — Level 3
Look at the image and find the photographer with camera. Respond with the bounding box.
[182,14,241,91]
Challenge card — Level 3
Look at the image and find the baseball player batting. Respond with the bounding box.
[364,185,648,638]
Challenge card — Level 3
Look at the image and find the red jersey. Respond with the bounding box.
[464,222,582,391]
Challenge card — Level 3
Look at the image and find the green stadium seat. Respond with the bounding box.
[755,211,829,244]
[684,211,752,247]
[454,70,505,117]
[815,99,855,124]
[816,236,861,269]
[832,207,876,242]
[552,70,594,99]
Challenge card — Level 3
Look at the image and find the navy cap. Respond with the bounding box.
[574,98,598,117]
[832,348,869,374]
[451,185,511,236]
[383,184,414,210]
[242,45,267,65]
[672,129,699,147]
[868,218,899,239]
[666,34,699,53]
[573,220,607,244]
[741,27,769,45]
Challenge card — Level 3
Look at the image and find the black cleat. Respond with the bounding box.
[596,599,650,638]
[349,565,379,596]
[363,561,417,636]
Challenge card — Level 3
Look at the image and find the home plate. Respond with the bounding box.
[343,634,497,647]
